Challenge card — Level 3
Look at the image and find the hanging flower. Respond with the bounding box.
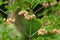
[38,29,47,35]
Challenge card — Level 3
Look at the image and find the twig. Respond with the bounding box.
[13,13,29,37]
[0,9,7,14]
[30,21,32,35]
[34,6,43,14]
[16,20,29,37]
[29,21,32,40]
[31,30,38,37]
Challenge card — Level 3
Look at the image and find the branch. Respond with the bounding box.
[29,21,32,40]
[30,21,32,35]
[0,9,7,14]
[31,30,38,37]
[34,6,43,14]
[14,14,29,37]
[16,20,29,37]
[13,11,29,37]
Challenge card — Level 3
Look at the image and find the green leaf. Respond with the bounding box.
[46,0,54,2]
[12,2,20,12]
[3,1,8,4]
[0,0,3,6]
[5,5,13,13]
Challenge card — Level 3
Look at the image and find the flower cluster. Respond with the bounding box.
[38,29,47,35]
[6,18,15,24]
[24,14,35,20]
[38,28,60,35]
[18,10,36,20]
[18,10,28,16]
[52,29,60,34]
[42,1,58,8]
[43,2,49,8]
[50,1,58,6]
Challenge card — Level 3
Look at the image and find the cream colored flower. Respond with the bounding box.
[12,19,16,23]
[52,29,60,34]
[25,15,31,20]
[18,10,28,15]
[50,1,58,6]
[24,14,35,20]
[38,29,47,35]
[42,2,49,8]
[57,30,60,34]
[31,14,36,18]
[6,18,15,24]
[6,18,12,23]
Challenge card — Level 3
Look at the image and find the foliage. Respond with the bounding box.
[0,0,8,6]
[0,0,60,40]
[0,23,20,40]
